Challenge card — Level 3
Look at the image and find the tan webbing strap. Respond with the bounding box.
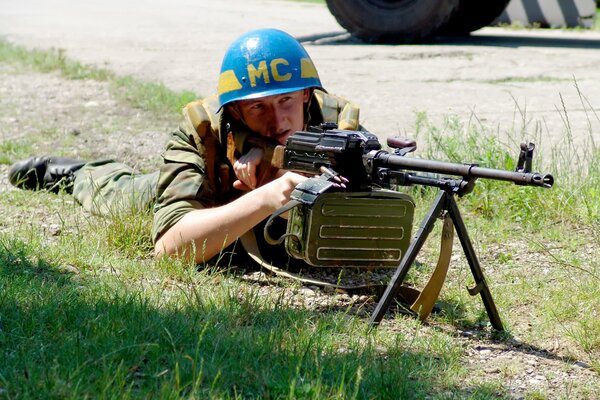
[183,101,223,194]
[338,102,360,130]
[239,229,363,290]
[410,214,454,321]
[226,132,237,166]
[239,229,421,301]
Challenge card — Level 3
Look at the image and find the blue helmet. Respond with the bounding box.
[217,28,323,108]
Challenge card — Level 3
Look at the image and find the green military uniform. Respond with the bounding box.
[72,89,361,258]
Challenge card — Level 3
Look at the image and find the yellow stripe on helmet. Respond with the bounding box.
[300,58,319,79]
[218,69,243,95]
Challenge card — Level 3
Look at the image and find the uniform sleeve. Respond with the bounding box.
[151,125,215,244]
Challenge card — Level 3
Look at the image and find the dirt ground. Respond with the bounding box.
[1,0,600,154]
[1,63,598,399]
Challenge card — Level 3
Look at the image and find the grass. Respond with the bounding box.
[409,105,600,365]
[0,141,33,165]
[0,230,493,399]
[1,40,600,398]
[0,40,198,115]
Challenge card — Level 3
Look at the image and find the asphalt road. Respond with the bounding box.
[2,0,600,155]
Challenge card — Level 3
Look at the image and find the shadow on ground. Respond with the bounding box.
[0,236,508,399]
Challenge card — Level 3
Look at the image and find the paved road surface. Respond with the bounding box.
[2,0,600,156]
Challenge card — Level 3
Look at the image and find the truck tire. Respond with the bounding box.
[325,0,461,44]
[440,0,510,35]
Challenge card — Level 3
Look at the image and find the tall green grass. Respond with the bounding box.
[411,92,600,230]
[407,92,600,378]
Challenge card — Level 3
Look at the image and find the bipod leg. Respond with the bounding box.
[447,196,504,331]
[370,190,447,325]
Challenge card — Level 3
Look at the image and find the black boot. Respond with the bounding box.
[8,156,87,194]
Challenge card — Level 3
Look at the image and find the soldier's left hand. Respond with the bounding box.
[233,147,264,190]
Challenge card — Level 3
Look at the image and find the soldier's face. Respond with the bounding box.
[234,89,309,145]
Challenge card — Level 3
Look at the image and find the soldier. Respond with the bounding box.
[8,28,361,265]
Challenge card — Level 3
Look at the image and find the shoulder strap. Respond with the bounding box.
[181,95,231,195]
[312,90,361,130]
[182,94,221,139]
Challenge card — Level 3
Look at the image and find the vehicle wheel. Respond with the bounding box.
[325,0,461,44]
[440,0,510,35]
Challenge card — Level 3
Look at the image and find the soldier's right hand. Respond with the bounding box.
[266,171,307,210]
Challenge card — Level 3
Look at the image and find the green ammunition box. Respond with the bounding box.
[285,189,415,267]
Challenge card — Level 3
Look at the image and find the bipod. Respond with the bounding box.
[369,187,504,331]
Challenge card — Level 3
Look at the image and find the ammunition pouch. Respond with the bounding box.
[265,178,415,268]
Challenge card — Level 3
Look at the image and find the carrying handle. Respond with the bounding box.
[263,199,302,245]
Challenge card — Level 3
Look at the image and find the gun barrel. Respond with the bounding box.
[376,152,553,188]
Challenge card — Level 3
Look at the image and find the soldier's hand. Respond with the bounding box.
[268,171,307,211]
[233,147,264,190]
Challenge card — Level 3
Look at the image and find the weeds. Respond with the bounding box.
[0,39,198,115]
[0,141,32,165]
[406,81,600,383]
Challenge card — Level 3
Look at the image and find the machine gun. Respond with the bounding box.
[261,123,553,330]
[274,123,552,193]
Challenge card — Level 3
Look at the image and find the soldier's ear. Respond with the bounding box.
[303,88,311,103]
